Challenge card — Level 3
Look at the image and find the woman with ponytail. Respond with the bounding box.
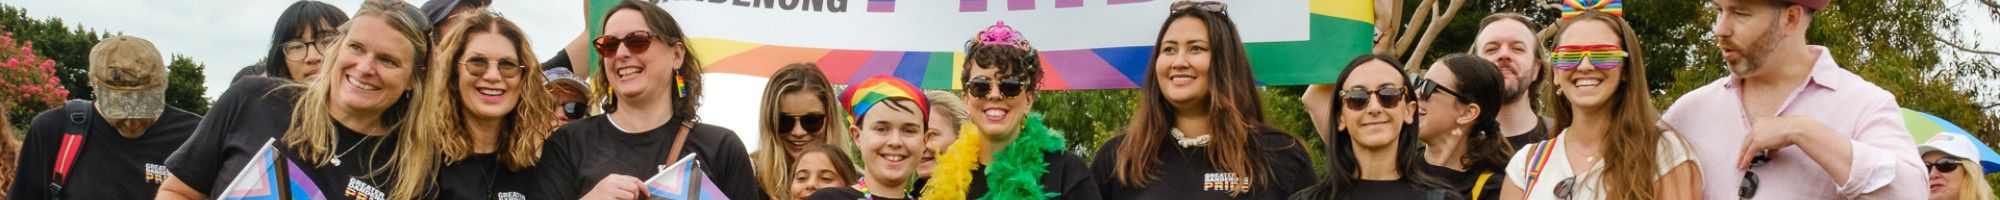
[1414,54,1511,200]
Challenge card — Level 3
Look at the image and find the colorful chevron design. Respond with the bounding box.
[646,154,732,200]
[1560,0,1623,19]
[693,0,1375,90]
[219,139,328,200]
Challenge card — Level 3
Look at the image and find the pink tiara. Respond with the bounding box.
[976,21,1026,46]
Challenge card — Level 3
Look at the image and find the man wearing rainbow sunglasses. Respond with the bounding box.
[1662,0,1925,199]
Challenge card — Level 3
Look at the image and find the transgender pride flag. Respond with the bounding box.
[644,154,730,200]
[219,139,327,200]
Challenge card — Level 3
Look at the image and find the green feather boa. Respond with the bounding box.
[920,113,1065,200]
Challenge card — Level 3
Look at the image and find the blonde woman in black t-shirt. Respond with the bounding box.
[412,10,553,199]
[159,1,439,199]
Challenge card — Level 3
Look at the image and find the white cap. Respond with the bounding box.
[1919,133,1980,161]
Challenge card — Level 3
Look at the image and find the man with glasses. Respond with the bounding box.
[1662,0,1925,199]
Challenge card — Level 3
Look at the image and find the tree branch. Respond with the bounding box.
[1403,0,1467,69]
[1937,37,2000,56]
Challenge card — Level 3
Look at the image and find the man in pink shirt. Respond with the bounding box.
[1663,0,1926,199]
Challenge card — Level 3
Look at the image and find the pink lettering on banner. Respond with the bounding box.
[1009,0,1035,10]
[961,0,988,12]
[868,0,894,12]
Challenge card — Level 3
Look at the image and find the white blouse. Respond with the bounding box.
[1503,129,1699,200]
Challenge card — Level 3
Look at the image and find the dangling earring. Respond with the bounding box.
[675,73,687,98]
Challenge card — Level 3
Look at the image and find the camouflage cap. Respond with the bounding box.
[88,35,167,119]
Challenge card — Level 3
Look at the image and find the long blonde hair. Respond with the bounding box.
[282,0,433,199]
[1545,11,1665,200]
[415,10,552,171]
[1952,160,1996,200]
[752,63,847,200]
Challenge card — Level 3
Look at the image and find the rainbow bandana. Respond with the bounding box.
[840,75,929,124]
[1560,0,1622,19]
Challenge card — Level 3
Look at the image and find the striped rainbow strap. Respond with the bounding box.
[1560,0,1623,19]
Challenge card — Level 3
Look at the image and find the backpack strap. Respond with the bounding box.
[1518,137,1559,196]
[664,124,692,167]
[1471,171,1495,199]
[51,100,93,197]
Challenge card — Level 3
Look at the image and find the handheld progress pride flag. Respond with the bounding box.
[218,139,328,200]
[645,153,731,200]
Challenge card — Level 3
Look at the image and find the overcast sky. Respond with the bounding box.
[7,0,584,99]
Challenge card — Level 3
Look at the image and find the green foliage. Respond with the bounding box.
[0,4,105,102]
[167,54,210,114]
[1032,89,1137,157]
[1259,85,1324,175]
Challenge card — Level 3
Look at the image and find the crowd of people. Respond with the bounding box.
[0,0,1989,199]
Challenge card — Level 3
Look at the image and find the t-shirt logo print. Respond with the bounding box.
[344,178,386,200]
[1202,173,1251,193]
[497,191,526,200]
[144,163,170,184]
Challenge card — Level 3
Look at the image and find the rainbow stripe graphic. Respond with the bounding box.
[219,139,327,200]
[1560,0,1623,19]
[838,76,928,124]
[691,0,1376,90]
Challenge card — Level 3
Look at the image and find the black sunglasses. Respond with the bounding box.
[1740,153,1770,199]
[1413,78,1468,102]
[560,102,588,120]
[1553,177,1577,200]
[1341,86,1406,110]
[1929,158,1965,174]
[777,113,826,134]
[966,75,1030,99]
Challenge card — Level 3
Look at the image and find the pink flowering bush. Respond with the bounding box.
[0,31,69,118]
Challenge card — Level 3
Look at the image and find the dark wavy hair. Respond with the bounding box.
[260,1,348,80]
[1292,54,1452,199]
[1432,54,1511,171]
[594,0,705,122]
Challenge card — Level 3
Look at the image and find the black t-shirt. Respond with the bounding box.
[436,153,536,200]
[1090,131,1315,200]
[1504,118,1551,151]
[274,124,400,200]
[806,187,906,200]
[1342,179,1457,200]
[957,151,1100,200]
[1418,163,1503,200]
[9,104,201,199]
[532,116,766,200]
[164,77,400,199]
[165,77,301,195]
